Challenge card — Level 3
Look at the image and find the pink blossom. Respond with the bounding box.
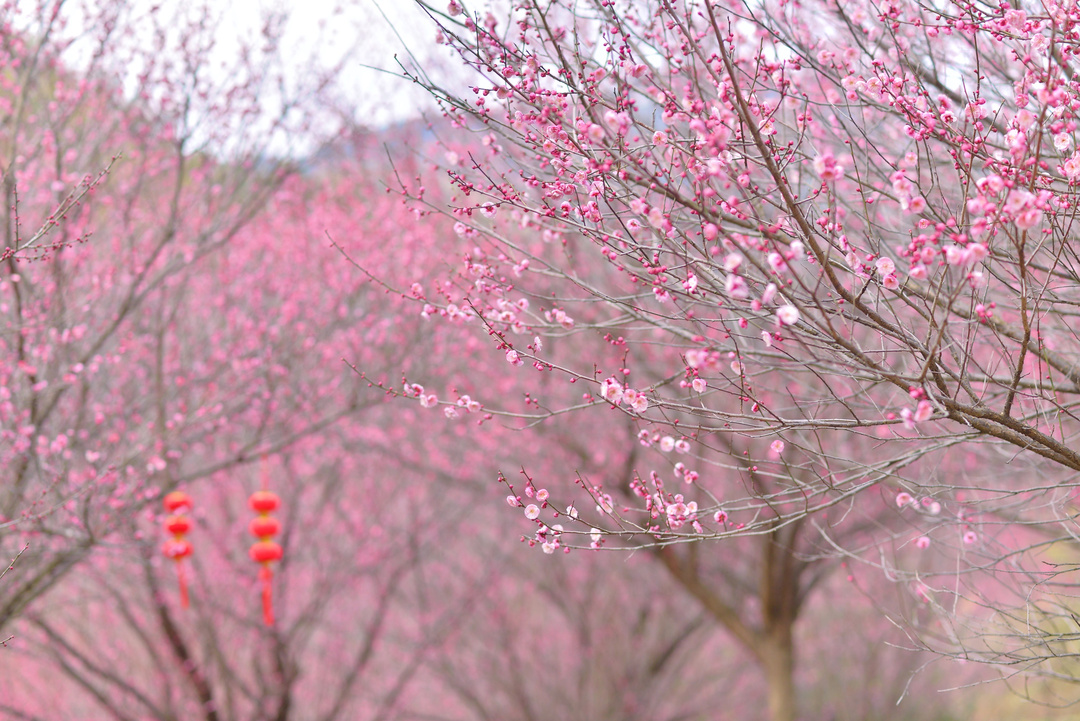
[691,378,706,393]
[506,495,521,507]
[1014,208,1042,230]
[963,530,978,545]
[647,206,666,228]
[506,349,524,366]
[725,274,749,299]
[660,436,675,452]
[760,283,777,305]
[896,492,914,507]
[599,377,624,404]
[623,388,648,412]
[603,110,631,135]
[1063,154,1080,179]
[812,152,845,182]
[596,493,614,514]
[547,308,575,329]
[457,395,482,413]
[771,440,785,455]
[915,536,931,550]
[685,349,707,368]
[914,400,933,423]
[1003,189,1035,214]
[776,305,799,326]
[535,488,550,502]
[943,245,965,265]
[976,175,1004,194]
[524,504,540,520]
[674,439,690,454]
[767,252,787,272]
[420,393,438,408]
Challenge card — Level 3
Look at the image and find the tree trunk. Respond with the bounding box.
[761,625,797,721]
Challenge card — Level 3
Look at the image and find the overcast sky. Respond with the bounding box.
[220,0,447,128]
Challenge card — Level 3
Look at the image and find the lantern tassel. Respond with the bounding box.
[259,565,274,626]
[176,561,189,609]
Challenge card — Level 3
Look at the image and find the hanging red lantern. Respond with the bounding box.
[161,491,194,608]
[249,490,280,514]
[163,490,192,513]
[248,515,280,538]
[249,486,282,626]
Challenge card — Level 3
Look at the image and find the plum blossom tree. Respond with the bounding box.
[5,0,1080,717]
[415,547,756,721]
[372,0,1080,711]
[0,0,371,637]
[0,449,471,721]
[0,108,517,716]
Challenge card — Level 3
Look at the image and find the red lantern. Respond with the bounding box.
[161,492,194,608]
[249,540,283,563]
[162,539,193,559]
[249,473,282,626]
[248,516,281,538]
[249,490,280,513]
[165,515,192,535]
[163,491,192,513]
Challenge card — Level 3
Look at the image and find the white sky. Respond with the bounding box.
[32,0,456,154]
[204,0,452,132]
[263,0,448,127]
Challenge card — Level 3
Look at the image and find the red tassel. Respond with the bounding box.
[176,561,189,609]
[259,565,274,626]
